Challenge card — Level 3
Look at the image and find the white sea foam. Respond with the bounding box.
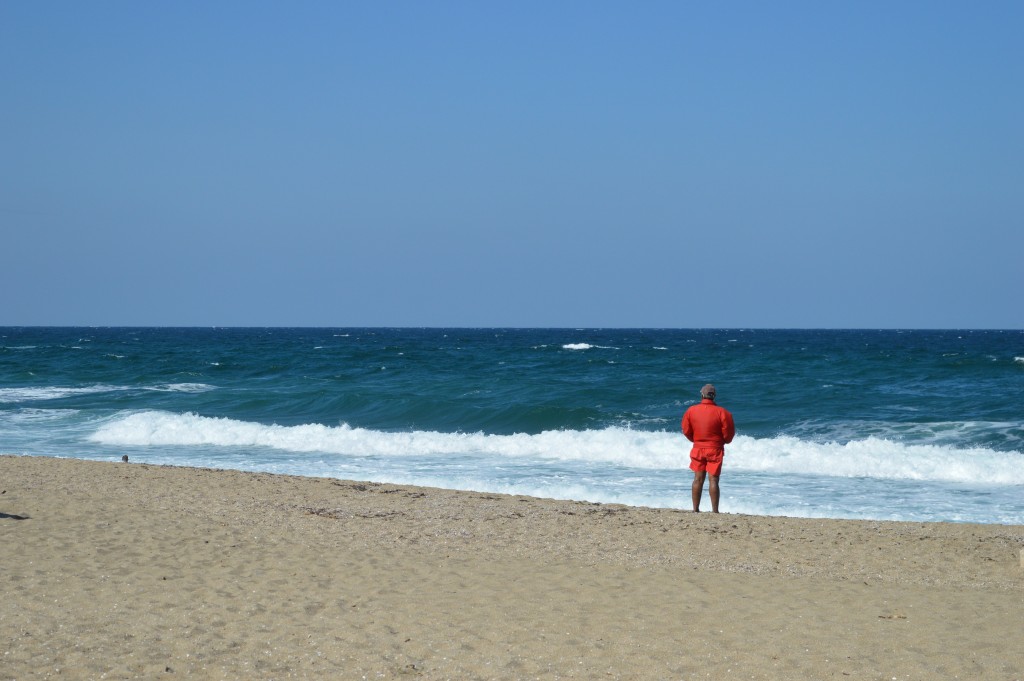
[0,385,124,403]
[147,383,215,393]
[785,418,1020,449]
[0,383,214,403]
[88,411,1024,486]
[0,408,81,423]
[562,343,618,350]
[728,435,1023,485]
[1014,356,1024,364]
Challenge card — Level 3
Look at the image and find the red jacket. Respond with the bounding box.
[681,399,735,451]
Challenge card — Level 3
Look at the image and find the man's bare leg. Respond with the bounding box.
[709,475,720,513]
[692,470,707,512]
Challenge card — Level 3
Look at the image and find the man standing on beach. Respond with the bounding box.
[682,384,735,513]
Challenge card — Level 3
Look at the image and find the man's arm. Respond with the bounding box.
[722,409,735,444]
[682,409,694,442]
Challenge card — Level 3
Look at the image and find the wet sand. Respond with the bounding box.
[2,454,1022,680]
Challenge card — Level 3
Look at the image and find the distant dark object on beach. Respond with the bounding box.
[122,455,129,462]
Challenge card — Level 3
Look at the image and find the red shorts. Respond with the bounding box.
[689,448,724,476]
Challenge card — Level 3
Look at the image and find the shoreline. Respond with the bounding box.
[2,454,1022,679]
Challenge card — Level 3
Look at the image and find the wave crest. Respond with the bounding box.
[88,411,1024,485]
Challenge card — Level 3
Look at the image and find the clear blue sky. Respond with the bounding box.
[2,1,1021,328]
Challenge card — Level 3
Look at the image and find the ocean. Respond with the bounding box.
[1,327,1021,524]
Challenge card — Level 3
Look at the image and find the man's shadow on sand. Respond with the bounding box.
[1,512,29,520]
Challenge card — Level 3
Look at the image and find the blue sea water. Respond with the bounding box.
[1,327,1022,524]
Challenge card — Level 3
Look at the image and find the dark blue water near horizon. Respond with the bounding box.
[2,327,1022,523]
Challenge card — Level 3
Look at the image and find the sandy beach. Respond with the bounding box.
[1,455,1021,680]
